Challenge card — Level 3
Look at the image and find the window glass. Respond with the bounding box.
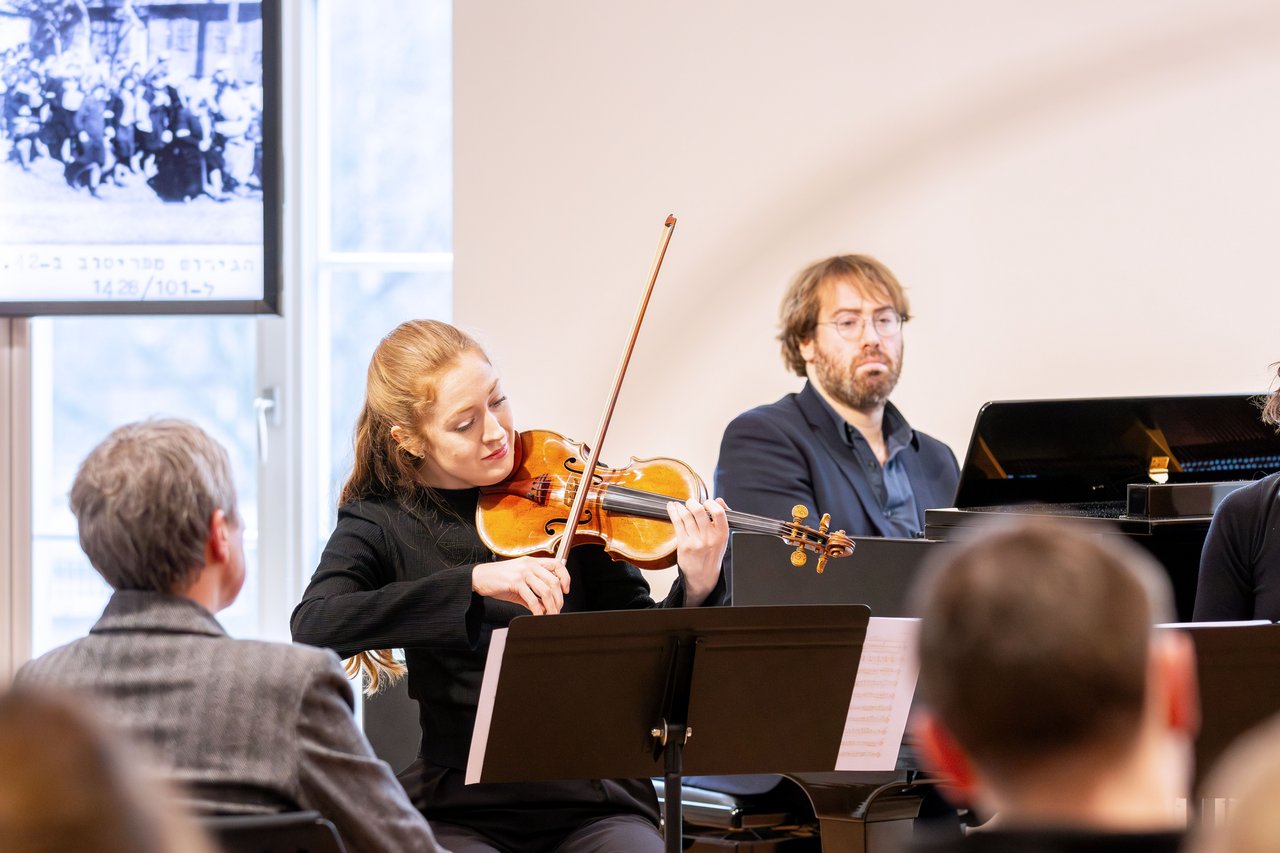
[29,316,259,654]
[327,1,452,253]
[324,271,452,523]
[20,1,455,663]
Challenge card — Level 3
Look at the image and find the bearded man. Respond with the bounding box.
[716,254,959,542]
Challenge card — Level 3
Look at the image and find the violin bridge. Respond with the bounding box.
[532,474,552,505]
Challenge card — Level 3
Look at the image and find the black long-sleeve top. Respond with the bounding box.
[1193,471,1280,621]
[291,487,709,769]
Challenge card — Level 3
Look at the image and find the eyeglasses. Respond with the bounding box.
[815,311,905,341]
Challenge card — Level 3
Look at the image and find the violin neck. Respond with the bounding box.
[600,485,800,540]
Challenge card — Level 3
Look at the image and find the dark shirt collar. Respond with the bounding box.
[90,589,227,638]
[806,380,919,452]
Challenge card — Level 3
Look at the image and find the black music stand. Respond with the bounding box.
[730,531,951,616]
[466,604,871,853]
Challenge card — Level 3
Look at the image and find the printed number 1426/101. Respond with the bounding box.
[94,279,214,299]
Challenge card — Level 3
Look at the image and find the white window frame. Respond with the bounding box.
[1,0,453,672]
[311,0,454,554]
[2,318,33,682]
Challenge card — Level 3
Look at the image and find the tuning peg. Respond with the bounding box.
[810,513,833,572]
[789,505,812,567]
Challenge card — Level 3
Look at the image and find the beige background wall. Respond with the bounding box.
[454,1,1280,582]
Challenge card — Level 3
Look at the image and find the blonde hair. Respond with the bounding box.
[1262,362,1280,430]
[341,319,486,694]
[0,688,217,853]
[777,254,912,377]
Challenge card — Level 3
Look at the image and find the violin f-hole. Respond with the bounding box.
[543,510,594,537]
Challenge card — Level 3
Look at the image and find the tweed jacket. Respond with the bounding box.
[17,590,442,853]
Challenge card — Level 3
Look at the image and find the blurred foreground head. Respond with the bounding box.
[910,518,1198,827]
[0,688,215,853]
[1194,714,1280,853]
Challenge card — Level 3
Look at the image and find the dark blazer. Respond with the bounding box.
[716,382,960,539]
[17,590,442,853]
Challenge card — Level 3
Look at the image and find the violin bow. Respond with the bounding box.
[554,215,678,563]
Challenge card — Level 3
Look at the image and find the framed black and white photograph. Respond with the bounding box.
[0,0,280,314]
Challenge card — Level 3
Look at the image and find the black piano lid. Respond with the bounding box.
[954,394,1280,510]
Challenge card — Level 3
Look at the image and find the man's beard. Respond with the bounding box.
[814,346,902,411]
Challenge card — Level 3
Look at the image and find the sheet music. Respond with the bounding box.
[835,617,920,772]
[465,626,508,784]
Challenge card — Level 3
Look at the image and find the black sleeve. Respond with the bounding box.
[573,544,727,611]
[1193,489,1260,621]
[573,544,661,612]
[290,510,482,657]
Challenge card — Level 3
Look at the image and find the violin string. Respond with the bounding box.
[594,484,826,540]
[563,477,826,539]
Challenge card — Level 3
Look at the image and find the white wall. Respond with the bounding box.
[455,1,1280,530]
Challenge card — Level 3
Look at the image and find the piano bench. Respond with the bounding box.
[657,772,948,853]
[655,779,821,851]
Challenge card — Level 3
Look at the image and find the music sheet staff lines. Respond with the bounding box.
[836,618,921,771]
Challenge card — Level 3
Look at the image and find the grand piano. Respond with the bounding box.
[925,394,1280,621]
[684,394,1280,850]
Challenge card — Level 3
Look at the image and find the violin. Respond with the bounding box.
[474,215,854,574]
[477,429,854,573]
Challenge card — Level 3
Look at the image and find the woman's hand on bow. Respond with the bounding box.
[472,556,570,615]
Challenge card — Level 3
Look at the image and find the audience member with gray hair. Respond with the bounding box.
[17,418,444,853]
[907,518,1198,853]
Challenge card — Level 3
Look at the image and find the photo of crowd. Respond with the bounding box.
[0,0,267,245]
[3,47,263,201]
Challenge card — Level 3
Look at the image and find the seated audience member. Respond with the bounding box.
[1191,713,1280,853]
[16,418,443,853]
[0,686,216,853]
[1193,366,1280,621]
[908,518,1198,853]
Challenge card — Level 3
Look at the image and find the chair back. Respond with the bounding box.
[362,674,420,774]
[202,810,346,853]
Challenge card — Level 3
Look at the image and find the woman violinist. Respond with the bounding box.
[291,319,728,853]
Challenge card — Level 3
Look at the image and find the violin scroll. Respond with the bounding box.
[785,504,855,573]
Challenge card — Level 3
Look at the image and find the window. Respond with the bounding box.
[315,0,453,534]
[6,0,454,669]
[28,316,260,655]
